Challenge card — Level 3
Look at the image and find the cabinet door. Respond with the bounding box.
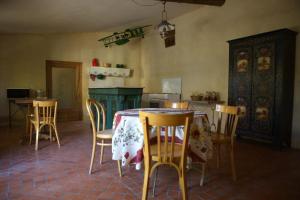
[229,47,253,132]
[123,95,142,110]
[251,43,275,137]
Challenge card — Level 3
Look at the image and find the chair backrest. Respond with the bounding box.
[32,100,57,124]
[164,100,189,109]
[139,111,193,168]
[86,99,106,135]
[215,104,239,141]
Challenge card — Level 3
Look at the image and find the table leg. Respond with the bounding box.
[210,106,216,132]
[23,104,33,142]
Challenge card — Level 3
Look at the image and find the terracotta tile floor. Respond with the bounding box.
[1,121,300,200]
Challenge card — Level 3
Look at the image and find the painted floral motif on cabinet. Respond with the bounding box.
[236,97,250,129]
[251,43,275,135]
[236,51,249,72]
[257,47,272,71]
[230,47,252,131]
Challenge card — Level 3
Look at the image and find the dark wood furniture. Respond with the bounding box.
[8,98,33,128]
[228,29,297,148]
[88,87,143,129]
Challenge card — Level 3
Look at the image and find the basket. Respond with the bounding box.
[191,95,200,101]
[104,63,111,68]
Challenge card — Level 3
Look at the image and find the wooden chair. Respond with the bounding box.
[164,100,207,186]
[163,100,189,109]
[86,99,122,177]
[211,104,239,181]
[139,111,193,200]
[29,100,60,151]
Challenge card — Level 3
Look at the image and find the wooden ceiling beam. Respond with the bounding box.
[155,0,225,6]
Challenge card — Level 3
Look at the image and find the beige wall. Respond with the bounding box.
[0,32,141,121]
[140,0,300,148]
[0,35,46,122]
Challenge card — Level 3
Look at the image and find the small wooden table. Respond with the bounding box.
[188,100,225,131]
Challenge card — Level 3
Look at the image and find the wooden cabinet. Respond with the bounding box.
[89,87,143,129]
[228,29,297,148]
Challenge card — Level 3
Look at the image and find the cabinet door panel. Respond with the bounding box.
[124,95,142,110]
[251,43,275,136]
[229,47,252,131]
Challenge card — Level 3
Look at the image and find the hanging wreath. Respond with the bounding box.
[97,74,106,80]
[90,73,106,81]
[90,74,96,81]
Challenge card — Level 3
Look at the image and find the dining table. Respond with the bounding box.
[112,108,213,170]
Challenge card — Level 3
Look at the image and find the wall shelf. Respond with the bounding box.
[90,66,130,77]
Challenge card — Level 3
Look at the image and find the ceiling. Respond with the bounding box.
[0,0,201,34]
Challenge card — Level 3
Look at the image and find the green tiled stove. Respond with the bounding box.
[88,87,143,129]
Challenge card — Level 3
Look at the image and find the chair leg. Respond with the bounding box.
[26,116,29,135]
[179,168,188,200]
[142,160,150,200]
[200,163,206,186]
[89,141,96,175]
[99,140,104,164]
[216,144,221,169]
[117,160,122,177]
[49,126,52,142]
[152,167,158,197]
[35,128,39,151]
[230,147,237,181]
[53,125,60,148]
[29,123,33,145]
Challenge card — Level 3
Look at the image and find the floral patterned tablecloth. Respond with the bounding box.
[112,108,213,170]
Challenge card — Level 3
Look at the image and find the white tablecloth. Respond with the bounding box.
[112,108,213,169]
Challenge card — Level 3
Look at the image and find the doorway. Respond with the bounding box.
[46,60,82,122]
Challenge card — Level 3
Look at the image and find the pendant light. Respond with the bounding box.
[157,1,175,39]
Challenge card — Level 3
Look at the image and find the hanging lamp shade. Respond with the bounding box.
[157,1,175,39]
[157,20,175,39]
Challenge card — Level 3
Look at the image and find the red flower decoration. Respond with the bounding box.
[114,114,122,129]
[136,149,143,162]
[124,152,129,159]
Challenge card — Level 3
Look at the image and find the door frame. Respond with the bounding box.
[46,60,83,121]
